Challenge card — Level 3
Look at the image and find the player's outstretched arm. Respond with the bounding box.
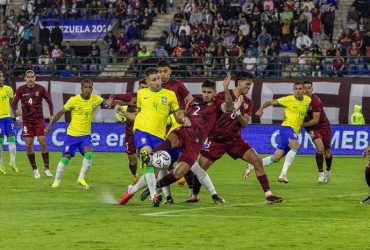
[223,72,234,111]
[45,108,67,134]
[302,111,320,127]
[173,110,191,127]
[255,100,278,117]
[234,96,249,127]
[115,105,137,121]
[43,87,54,119]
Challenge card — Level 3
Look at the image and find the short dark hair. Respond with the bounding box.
[294,80,304,87]
[157,59,171,68]
[138,78,147,85]
[202,79,216,90]
[303,80,313,85]
[145,67,158,78]
[235,72,253,87]
[81,79,93,87]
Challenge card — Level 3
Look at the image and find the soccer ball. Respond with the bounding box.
[152,151,172,169]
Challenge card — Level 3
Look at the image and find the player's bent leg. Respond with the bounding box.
[0,136,6,174]
[52,155,71,188]
[25,137,39,178]
[324,148,333,183]
[38,136,51,176]
[313,138,325,183]
[279,141,299,183]
[128,153,139,184]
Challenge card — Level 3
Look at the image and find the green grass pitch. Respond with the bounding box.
[0,151,369,249]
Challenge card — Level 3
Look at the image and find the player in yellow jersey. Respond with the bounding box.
[46,79,104,189]
[243,81,311,183]
[118,67,190,206]
[0,71,19,174]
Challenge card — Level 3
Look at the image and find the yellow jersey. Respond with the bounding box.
[0,85,13,119]
[134,88,179,139]
[64,93,103,136]
[277,95,311,135]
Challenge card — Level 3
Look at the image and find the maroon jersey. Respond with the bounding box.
[304,94,331,130]
[210,91,253,141]
[12,84,53,123]
[109,93,137,137]
[184,97,223,146]
[162,79,190,110]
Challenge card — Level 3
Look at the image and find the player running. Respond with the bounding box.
[243,81,311,183]
[302,80,333,183]
[0,71,19,174]
[190,72,283,204]
[11,70,54,179]
[361,146,370,204]
[117,68,188,206]
[46,79,104,189]
[105,78,148,185]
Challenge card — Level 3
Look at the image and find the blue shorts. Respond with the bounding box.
[134,130,164,151]
[0,117,15,136]
[168,148,181,165]
[277,126,298,154]
[63,135,92,157]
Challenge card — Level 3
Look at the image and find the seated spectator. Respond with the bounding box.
[311,45,323,77]
[204,8,213,27]
[190,6,204,25]
[242,0,253,14]
[352,29,364,53]
[298,50,311,77]
[165,31,178,53]
[323,5,335,43]
[39,21,50,47]
[192,50,203,76]
[203,46,215,77]
[343,18,358,32]
[172,41,184,58]
[22,24,34,44]
[99,40,110,68]
[281,6,293,21]
[311,13,322,46]
[296,31,313,56]
[223,30,235,49]
[268,16,281,41]
[339,29,353,55]
[88,41,100,64]
[331,50,345,77]
[127,21,141,40]
[179,20,191,36]
[22,43,37,64]
[243,49,257,75]
[60,65,74,77]
[257,27,272,52]
[347,41,360,65]
[256,50,268,77]
[38,44,51,65]
[152,42,169,58]
[51,22,63,46]
[239,18,250,36]
[297,13,308,34]
[174,7,185,24]
[281,19,292,45]
[168,20,179,35]
[178,30,190,49]
[183,0,196,21]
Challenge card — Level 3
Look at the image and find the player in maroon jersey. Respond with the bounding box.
[157,59,194,202]
[188,72,283,204]
[11,70,54,179]
[302,80,333,183]
[105,79,148,185]
[118,75,234,207]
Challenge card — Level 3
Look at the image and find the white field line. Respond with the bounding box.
[140,193,367,217]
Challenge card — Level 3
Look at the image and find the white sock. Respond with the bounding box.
[54,161,66,184]
[78,158,92,179]
[8,142,16,165]
[262,155,276,167]
[280,149,297,177]
[144,172,157,200]
[129,175,148,194]
[191,162,217,196]
[158,169,170,197]
[0,145,3,166]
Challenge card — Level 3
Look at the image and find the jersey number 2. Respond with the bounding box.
[192,106,200,116]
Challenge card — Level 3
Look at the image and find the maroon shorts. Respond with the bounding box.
[173,128,201,167]
[201,138,252,162]
[22,120,45,138]
[125,132,136,155]
[308,127,332,149]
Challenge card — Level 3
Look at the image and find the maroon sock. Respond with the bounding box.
[157,172,178,188]
[365,166,370,188]
[153,139,172,152]
[42,152,49,169]
[325,155,332,171]
[129,163,137,176]
[185,171,194,189]
[257,174,271,193]
[27,153,37,170]
[316,153,324,172]
[193,175,202,195]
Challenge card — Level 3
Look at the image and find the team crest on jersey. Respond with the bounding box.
[35,91,39,97]
[161,97,167,104]
[6,90,10,96]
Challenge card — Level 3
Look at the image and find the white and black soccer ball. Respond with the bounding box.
[152,150,171,169]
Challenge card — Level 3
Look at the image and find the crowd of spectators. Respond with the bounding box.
[133,0,369,77]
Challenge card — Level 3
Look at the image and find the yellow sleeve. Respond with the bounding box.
[276,96,291,107]
[137,90,142,109]
[97,95,104,106]
[64,97,75,111]
[170,92,179,112]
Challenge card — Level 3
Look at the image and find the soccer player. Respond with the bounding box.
[157,59,194,195]
[11,70,54,179]
[117,67,188,206]
[302,80,333,183]
[106,78,148,184]
[190,72,283,204]
[0,71,19,174]
[243,81,311,183]
[46,79,104,189]
[361,146,370,204]
[119,75,234,207]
